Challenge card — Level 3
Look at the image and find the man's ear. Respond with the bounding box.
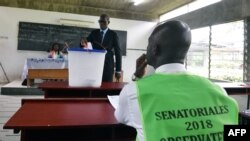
[108,21,110,24]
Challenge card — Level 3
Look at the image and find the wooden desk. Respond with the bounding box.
[216,82,250,109]
[216,82,250,95]
[3,99,136,141]
[27,69,123,86]
[39,82,127,98]
[39,82,250,108]
[239,110,250,125]
[27,69,68,86]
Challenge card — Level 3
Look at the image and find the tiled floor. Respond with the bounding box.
[0,95,21,141]
[1,80,26,89]
[0,94,42,141]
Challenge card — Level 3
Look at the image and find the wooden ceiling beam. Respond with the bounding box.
[0,0,158,21]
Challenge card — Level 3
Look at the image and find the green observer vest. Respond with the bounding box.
[136,73,238,141]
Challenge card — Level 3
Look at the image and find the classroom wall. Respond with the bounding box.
[0,6,156,82]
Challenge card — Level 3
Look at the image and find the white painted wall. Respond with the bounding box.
[0,6,156,82]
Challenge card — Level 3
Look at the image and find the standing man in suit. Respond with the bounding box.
[87,14,122,82]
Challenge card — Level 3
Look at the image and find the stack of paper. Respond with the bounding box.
[107,95,119,109]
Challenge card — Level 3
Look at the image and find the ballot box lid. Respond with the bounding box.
[68,48,106,53]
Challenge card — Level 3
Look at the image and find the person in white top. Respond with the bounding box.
[114,21,232,141]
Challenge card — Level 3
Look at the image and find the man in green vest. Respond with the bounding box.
[114,20,239,141]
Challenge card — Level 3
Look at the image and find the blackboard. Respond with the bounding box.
[18,22,127,55]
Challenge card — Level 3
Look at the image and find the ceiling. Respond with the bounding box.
[0,0,194,21]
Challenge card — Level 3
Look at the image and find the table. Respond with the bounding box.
[27,69,68,86]
[39,82,127,98]
[216,82,250,94]
[216,82,250,108]
[22,58,68,86]
[239,109,250,125]
[22,58,123,86]
[3,99,136,141]
[38,81,250,107]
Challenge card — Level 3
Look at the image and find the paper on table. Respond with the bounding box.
[107,95,119,109]
[87,42,93,50]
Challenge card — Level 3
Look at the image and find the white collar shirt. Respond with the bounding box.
[114,63,188,141]
[100,28,108,38]
[114,63,227,141]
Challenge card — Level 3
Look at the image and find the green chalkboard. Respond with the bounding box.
[18,22,127,55]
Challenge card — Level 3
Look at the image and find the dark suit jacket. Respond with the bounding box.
[87,29,122,82]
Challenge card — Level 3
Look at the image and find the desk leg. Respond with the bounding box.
[111,127,115,140]
[27,79,34,87]
[44,90,48,98]
[247,95,250,109]
[21,130,26,141]
[89,91,92,98]
[27,79,30,87]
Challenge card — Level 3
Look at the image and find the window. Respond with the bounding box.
[188,0,222,13]
[187,20,244,82]
[187,27,209,77]
[210,21,244,82]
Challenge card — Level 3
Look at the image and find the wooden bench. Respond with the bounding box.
[27,69,123,86]
[27,69,68,86]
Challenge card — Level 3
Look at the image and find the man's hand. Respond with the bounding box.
[115,72,121,82]
[134,54,147,78]
[64,42,69,48]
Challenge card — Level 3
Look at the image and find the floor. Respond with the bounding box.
[0,81,249,141]
[0,82,43,141]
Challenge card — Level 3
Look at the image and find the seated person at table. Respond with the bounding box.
[48,43,63,59]
[80,38,92,49]
[114,20,239,141]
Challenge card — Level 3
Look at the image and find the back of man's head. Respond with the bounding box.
[147,20,191,68]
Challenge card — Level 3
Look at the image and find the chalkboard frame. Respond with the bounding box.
[17,22,127,56]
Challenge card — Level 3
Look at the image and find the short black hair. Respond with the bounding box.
[100,14,110,22]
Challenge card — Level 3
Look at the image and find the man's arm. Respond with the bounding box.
[115,82,144,141]
[132,54,156,81]
[133,54,147,80]
[115,85,130,123]
[113,32,122,80]
[115,82,142,128]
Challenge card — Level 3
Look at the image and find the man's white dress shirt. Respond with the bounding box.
[114,63,187,141]
[114,63,227,141]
